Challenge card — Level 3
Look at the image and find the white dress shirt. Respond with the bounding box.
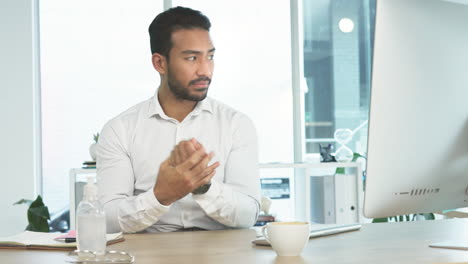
[96,92,261,233]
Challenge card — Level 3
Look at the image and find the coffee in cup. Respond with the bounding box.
[261,221,310,256]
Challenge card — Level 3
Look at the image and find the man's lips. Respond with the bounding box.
[189,77,211,90]
[191,81,210,88]
[193,81,209,85]
[189,77,211,85]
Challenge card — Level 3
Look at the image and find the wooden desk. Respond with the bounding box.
[1,219,468,264]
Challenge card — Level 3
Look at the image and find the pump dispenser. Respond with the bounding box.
[76,176,107,255]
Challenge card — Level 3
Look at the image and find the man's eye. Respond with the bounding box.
[208,54,214,60]
[186,56,196,61]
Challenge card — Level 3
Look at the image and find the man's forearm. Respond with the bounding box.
[193,180,260,228]
[101,190,170,233]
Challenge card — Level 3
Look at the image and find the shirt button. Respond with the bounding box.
[175,126,181,142]
[181,212,186,223]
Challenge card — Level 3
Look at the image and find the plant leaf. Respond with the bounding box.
[93,132,100,143]
[25,218,49,232]
[335,167,345,174]
[372,217,388,223]
[24,195,50,232]
[336,152,365,174]
[29,195,46,209]
[352,153,364,162]
[422,213,435,220]
[28,207,50,220]
[13,199,33,206]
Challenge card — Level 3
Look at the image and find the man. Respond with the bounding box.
[97,6,261,233]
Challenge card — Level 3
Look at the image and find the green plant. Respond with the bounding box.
[14,195,50,232]
[335,152,366,174]
[372,213,435,223]
[93,132,100,143]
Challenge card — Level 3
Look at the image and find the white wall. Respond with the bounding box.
[0,0,41,236]
[40,1,163,213]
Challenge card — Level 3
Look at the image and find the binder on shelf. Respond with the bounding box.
[334,174,358,224]
[310,174,359,225]
[310,175,336,224]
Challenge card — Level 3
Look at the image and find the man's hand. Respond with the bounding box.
[153,139,219,206]
[169,138,202,166]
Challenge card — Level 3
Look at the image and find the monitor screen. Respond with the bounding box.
[363,0,468,219]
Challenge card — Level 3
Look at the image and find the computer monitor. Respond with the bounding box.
[363,0,468,219]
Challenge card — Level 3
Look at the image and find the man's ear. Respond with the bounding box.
[152,53,167,74]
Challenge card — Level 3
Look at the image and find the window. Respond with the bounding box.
[302,0,376,156]
[40,1,164,213]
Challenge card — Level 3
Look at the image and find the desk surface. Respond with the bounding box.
[1,219,468,264]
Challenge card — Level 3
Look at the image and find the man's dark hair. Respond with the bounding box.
[148,6,211,58]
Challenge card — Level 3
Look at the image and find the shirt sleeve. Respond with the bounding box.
[193,114,261,228]
[96,120,170,233]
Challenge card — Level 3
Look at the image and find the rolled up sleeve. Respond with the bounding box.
[193,114,261,228]
[97,120,170,233]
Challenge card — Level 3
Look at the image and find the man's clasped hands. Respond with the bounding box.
[153,138,219,205]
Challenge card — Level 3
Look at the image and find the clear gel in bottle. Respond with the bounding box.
[76,176,107,256]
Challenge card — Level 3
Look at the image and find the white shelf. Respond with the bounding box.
[259,162,363,224]
[69,162,363,229]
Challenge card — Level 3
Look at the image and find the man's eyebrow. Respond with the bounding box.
[181,48,216,55]
[181,50,201,55]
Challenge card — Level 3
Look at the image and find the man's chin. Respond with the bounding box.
[183,91,207,102]
[191,88,208,100]
[192,93,208,102]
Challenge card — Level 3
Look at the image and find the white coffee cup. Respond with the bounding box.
[261,221,310,256]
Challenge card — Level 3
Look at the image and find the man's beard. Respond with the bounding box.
[167,71,211,102]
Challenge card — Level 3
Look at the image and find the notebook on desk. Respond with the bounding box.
[0,231,124,251]
[252,223,362,246]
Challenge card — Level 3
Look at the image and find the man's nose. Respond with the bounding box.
[197,59,212,77]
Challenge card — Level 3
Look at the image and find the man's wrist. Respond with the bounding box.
[153,188,173,206]
[192,183,211,195]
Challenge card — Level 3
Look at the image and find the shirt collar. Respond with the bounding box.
[147,90,213,119]
[191,97,213,116]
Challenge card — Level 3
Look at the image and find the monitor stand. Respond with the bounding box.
[429,240,468,250]
[429,211,468,250]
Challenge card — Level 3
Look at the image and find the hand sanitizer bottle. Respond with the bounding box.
[76,176,107,255]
